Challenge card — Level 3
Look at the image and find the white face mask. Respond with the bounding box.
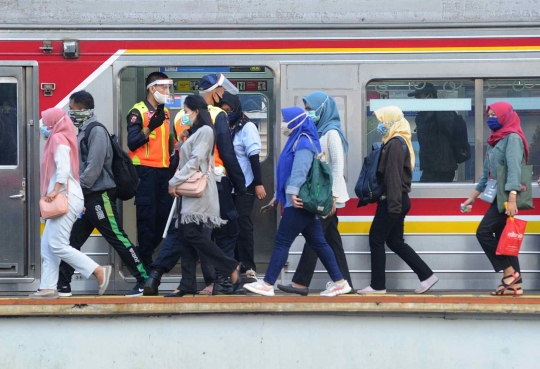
[153,90,169,105]
[281,122,293,136]
[281,112,307,136]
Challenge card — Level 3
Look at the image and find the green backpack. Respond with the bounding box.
[295,134,334,216]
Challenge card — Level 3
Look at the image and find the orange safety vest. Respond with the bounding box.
[128,101,171,168]
[174,105,226,171]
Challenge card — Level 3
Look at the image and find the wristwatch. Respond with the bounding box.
[510,190,517,195]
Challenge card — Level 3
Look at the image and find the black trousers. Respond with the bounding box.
[213,177,239,259]
[134,166,173,266]
[292,210,353,288]
[369,193,433,290]
[234,182,257,271]
[178,222,238,291]
[58,190,148,286]
[420,170,455,182]
[476,199,521,276]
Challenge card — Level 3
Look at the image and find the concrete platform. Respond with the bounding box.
[2,293,540,317]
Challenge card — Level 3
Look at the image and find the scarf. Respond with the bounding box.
[487,101,529,162]
[41,108,80,197]
[374,106,415,168]
[276,107,321,204]
[303,91,349,153]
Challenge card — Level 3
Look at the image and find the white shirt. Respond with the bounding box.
[319,130,350,207]
[46,145,84,200]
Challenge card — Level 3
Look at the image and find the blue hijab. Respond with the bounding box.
[303,91,349,153]
[276,107,321,204]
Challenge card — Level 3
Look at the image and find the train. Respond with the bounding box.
[1,0,540,294]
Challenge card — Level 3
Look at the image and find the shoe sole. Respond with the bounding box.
[320,285,352,297]
[98,266,112,295]
[277,285,309,296]
[58,292,73,297]
[357,290,387,295]
[415,277,439,294]
[29,293,59,300]
[244,284,275,296]
[125,292,143,297]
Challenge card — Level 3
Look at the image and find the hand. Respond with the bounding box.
[255,185,266,200]
[168,185,179,198]
[148,108,166,131]
[179,129,190,141]
[291,194,303,209]
[328,198,337,217]
[44,190,59,203]
[462,198,474,207]
[506,201,518,217]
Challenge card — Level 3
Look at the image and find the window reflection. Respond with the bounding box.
[0,82,18,166]
[367,80,475,182]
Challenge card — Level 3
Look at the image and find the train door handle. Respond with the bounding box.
[10,191,26,202]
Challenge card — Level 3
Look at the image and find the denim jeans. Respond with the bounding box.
[264,207,344,285]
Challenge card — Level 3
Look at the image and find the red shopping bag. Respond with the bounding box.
[496,216,527,257]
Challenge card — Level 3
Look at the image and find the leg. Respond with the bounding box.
[154,168,174,251]
[39,220,63,291]
[199,226,216,285]
[134,166,158,267]
[93,190,148,283]
[58,212,94,288]
[234,183,257,271]
[178,223,199,292]
[152,223,181,273]
[385,194,433,282]
[214,178,239,259]
[324,211,353,288]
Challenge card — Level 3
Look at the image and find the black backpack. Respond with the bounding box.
[355,137,407,207]
[452,113,471,164]
[83,122,139,201]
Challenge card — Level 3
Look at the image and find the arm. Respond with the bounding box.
[169,128,213,189]
[383,139,405,218]
[214,112,246,193]
[504,134,524,192]
[326,130,344,198]
[126,109,150,152]
[286,148,314,196]
[45,145,70,201]
[474,150,490,193]
[242,123,265,197]
[80,126,109,190]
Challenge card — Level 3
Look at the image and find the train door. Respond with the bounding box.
[0,65,39,289]
[117,65,276,287]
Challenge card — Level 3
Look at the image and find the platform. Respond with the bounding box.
[2,293,540,317]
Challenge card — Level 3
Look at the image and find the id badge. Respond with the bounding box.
[479,179,497,204]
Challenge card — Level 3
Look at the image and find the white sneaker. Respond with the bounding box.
[98,265,112,296]
[244,280,275,296]
[320,280,351,297]
[415,275,439,294]
[356,286,387,295]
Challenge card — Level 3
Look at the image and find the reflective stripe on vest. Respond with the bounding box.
[128,101,171,168]
[174,105,226,171]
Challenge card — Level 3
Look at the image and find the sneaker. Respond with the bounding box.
[125,282,145,297]
[356,286,387,295]
[243,280,275,296]
[320,280,352,297]
[29,290,59,300]
[244,269,258,283]
[415,275,439,294]
[57,285,72,297]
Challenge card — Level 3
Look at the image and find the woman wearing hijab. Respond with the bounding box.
[219,92,266,282]
[168,95,242,296]
[31,108,111,299]
[277,92,352,296]
[357,106,438,295]
[461,102,528,296]
[243,107,351,297]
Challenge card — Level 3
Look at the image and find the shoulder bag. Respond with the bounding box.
[39,160,69,219]
[175,158,211,198]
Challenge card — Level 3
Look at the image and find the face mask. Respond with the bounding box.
[227,111,239,125]
[69,109,94,127]
[181,113,194,126]
[487,117,503,131]
[153,89,169,105]
[307,110,319,123]
[281,122,293,136]
[40,125,51,139]
[377,121,394,136]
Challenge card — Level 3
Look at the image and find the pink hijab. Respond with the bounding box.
[41,108,80,196]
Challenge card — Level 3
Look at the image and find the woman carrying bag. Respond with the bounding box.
[243,107,351,297]
[167,95,242,297]
[31,108,111,299]
[461,102,529,296]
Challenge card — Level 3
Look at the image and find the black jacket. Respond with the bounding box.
[415,111,458,173]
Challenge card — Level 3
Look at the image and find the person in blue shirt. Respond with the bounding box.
[219,92,266,282]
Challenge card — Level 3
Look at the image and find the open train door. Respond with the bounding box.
[0,63,39,291]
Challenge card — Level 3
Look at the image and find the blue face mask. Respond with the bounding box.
[487,117,503,131]
[181,113,193,126]
[227,111,239,125]
[40,125,51,139]
[307,110,319,123]
[377,122,394,136]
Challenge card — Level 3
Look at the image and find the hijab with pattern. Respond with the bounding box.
[374,106,415,168]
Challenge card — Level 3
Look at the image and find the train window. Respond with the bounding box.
[0,79,18,166]
[484,79,540,175]
[366,80,475,182]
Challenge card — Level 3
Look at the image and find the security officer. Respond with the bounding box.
[127,72,174,269]
[144,73,246,295]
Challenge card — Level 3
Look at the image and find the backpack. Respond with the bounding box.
[355,137,407,207]
[83,122,140,201]
[295,134,334,216]
[452,113,471,164]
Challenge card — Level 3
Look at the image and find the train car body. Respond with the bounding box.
[1,0,540,293]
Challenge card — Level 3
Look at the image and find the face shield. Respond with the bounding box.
[204,73,239,95]
[147,79,175,105]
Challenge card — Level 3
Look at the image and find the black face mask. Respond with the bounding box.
[213,92,223,107]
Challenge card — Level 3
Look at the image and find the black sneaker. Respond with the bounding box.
[58,285,72,297]
[125,282,145,297]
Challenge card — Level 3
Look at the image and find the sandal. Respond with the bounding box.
[498,286,524,297]
[491,272,522,296]
[199,284,214,295]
